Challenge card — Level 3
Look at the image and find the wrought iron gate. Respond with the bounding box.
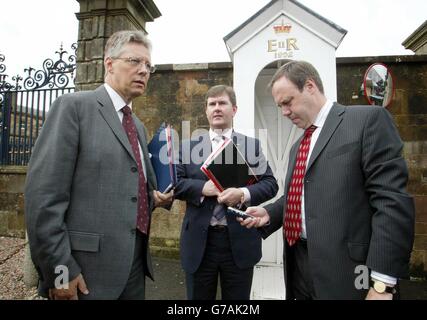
[0,44,76,165]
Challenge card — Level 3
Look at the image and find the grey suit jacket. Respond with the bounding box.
[24,85,157,299]
[261,103,415,299]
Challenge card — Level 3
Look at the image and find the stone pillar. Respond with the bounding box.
[74,0,161,91]
[23,232,38,288]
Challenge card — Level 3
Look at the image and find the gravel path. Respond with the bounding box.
[0,236,39,300]
[0,236,186,300]
[1,236,425,300]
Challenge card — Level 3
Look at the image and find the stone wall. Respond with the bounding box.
[0,166,26,238]
[337,55,427,275]
[1,56,426,272]
[133,63,233,137]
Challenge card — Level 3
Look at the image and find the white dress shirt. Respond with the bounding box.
[104,83,147,178]
[299,100,396,285]
[300,100,333,239]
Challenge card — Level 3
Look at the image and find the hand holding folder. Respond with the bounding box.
[200,138,258,192]
[147,123,177,193]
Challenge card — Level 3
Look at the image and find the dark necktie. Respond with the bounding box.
[121,105,149,234]
[284,125,317,246]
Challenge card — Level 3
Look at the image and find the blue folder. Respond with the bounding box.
[147,123,177,193]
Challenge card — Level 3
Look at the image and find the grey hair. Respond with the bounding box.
[104,30,152,58]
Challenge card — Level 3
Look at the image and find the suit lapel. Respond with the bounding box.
[198,132,212,159]
[95,86,137,164]
[195,133,213,180]
[306,103,345,172]
[231,131,244,157]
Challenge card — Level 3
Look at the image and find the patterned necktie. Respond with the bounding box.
[212,135,227,222]
[284,125,317,246]
[121,105,149,234]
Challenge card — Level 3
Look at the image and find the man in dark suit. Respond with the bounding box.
[240,60,415,300]
[174,85,278,300]
[24,30,173,300]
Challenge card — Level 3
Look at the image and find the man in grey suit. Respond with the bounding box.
[240,60,415,300]
[25,30,173,300]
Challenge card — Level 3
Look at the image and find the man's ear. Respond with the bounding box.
[104,57,113,74]
[232,105,238,116]
[305,79,316,93]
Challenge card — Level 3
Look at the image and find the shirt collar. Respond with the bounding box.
[312,100,333,129]
[209,128,233,141]
[104,83,133,112]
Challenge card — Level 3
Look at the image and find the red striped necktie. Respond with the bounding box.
[284,125,317,246]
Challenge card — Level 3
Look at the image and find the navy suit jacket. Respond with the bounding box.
[175,131,278,274]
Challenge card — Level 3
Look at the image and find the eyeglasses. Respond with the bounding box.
[112,57,156,73]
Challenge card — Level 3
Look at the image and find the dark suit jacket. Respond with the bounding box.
[24,85,157,299]
[261,103,415,299]
[175,131,278,274]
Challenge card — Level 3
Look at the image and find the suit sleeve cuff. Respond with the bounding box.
[43,256,82,289]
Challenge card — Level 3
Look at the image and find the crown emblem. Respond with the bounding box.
[273,20,292,34]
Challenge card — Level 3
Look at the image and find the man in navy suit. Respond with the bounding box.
[174,85,278,300]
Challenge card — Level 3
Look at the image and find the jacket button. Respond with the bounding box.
[131,229,136,235]
[131,197,137,202]
[131,167,137,172]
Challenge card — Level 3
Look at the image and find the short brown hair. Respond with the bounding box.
[269,60,324,94]
[205,85,236,107]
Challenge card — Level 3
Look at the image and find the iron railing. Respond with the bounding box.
[0,43,76,165]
